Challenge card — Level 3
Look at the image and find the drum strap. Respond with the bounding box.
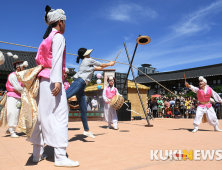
[124,102,143,116]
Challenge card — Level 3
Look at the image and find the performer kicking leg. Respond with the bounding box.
[5,61,27,138]
[185,76,222,133]
[102,76,119,130]
[66,48,115,138]
[30,5,79,167]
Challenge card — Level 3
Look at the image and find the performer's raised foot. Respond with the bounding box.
[10,132,19,138]
[33,154,48,163]
[214,126,222,132]
[83,131,95,138]
[192,128,198,133]
[54,158,79,167]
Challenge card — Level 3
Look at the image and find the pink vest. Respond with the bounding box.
[106,86,117,99]
[6,72,23,99]
[36,30,66,78]
[197,86,212,108]
[64,80,69,91]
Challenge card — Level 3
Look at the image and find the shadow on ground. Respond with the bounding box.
[69,134,95,143]
[170,128,212,132]
[68,128,80,131]
[3,132,26,138]
[119,130,130,132]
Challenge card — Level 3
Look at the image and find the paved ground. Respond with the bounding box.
[0,118,222,170]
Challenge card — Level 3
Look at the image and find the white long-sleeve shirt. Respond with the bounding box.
[50,28,66,83]
[102,86,119,103]
[190,85,222,103]
[8,73,23,93]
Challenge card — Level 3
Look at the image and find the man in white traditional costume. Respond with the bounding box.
[185,76,222,133]
[102,76,119,130]
[29,5,79,167]
[5,61,27,137]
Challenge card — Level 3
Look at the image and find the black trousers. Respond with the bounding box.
[153,110,157,118]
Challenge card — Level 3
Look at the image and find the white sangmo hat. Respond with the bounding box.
[199,76,207,83]
[65,67,69,73]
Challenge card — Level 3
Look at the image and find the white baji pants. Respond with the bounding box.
[193,106,219,130]
[30,78,69,161]
[104,103,118,128]
[6,96,21,134]
[33,144,67,161]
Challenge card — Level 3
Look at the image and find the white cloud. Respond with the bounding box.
[170,0,222,38]
[107,3,157,22]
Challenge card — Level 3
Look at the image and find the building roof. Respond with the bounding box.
[0,48,76,75]
[135,63,222,83]
[85,80,149,92]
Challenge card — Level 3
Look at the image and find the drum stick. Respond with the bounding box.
[114,50,121,61]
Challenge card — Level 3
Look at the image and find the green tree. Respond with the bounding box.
[213,85,222,93]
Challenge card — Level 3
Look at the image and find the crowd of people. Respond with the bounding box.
[147,95,222,119]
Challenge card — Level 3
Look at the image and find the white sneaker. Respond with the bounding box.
[33,154,48,163]
[192,129,198,133]
[214,126,222,132]
[6,129,10,134]
[11,133,19,138]
[54,158,79,167]
[114,127,119,130]
[83,131,95,138]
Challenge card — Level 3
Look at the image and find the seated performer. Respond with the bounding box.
[185,76,222,133]
[63,67,70,91]
[66,48,115,138]
[5,61,27,138]
[30,6,79,167]
[102,76,119,130]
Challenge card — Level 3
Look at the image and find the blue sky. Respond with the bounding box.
[0,0,222,78]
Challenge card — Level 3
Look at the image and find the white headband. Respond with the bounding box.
[199,76,207,83]
[45,9,66,25]
[16,61,28,68]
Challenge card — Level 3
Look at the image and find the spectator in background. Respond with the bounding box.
[190,105,196,118]
[174,108,181,118]
[180,98,186,118]
[151,98,158,118]
[185,97,191,118]
[86,96,92,110]
[157,97,163,118]
[99,97,103,111]
[165,99,170,111]
[162,98,166,117]
[165,108,172,118]
[91,96,98,110]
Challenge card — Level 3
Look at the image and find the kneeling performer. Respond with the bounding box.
[185,76,222,133]
[102,76,119,130]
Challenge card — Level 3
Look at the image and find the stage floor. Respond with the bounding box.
[0,118,222,170]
